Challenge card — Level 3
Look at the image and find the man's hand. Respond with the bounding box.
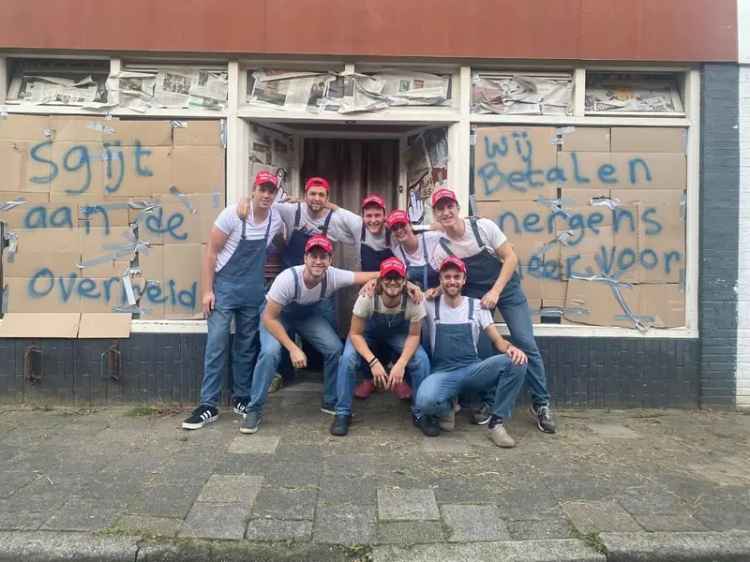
[424,287,442,301]
[389,362,406,387]
[202,291,215,316]
[290,346,308,369]
[505,344,528,366]
[371,360,389,389]
[237,198,251,220]
[405,282,423,304]
[359,278,377,297]
[480,288,501,310]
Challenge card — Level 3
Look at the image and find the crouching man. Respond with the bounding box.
[241,235,379,434]
[416,256,528,447]
[331,257,432,437]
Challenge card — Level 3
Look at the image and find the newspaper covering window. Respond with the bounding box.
[6,61,109,107]
[471,72,573,115]
[405,128,449,225]
[246,69,451,114]
[585,73,684,113]
[108,66,228,112]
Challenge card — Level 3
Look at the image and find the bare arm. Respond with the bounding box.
[202,226,229,315]
[484,323,527,365]
[262,298,307,368]
[349,315,388,388]
[480,241,519,310]
[352,271,380,285]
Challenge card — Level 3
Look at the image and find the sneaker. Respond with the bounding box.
[320,402,337,416]
[240,411,262,434]
[330,414,351,436]
[354,379,376,399]
[268,374,284,394]
[182,405,218,430]
[413,415,440,437]
[488,423,516,448]
[392,381,412,401]
[530,404,557,434]
[471,403,492,425]
[232,397,250,416]
[438,409,455,432]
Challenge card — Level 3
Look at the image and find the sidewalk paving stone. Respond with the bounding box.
[377,487,440,521]
[441,504,510,542]
[113,514,182,536]
[246,518,313,541]
[227,435,280,455]
[633,512,709,532]
[251,485,318,520]
[179,502,248,539]
[375,521,445,545]
[195,474,264,505]
[507,518,576,540]
[561,499,643,534]
[313,503,376,545]
[41,497,123,531]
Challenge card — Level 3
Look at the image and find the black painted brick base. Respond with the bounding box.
[0,334,700,409]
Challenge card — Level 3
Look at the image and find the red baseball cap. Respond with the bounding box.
[431,188,458,208]
[305,177,330,192]
[439,255,466,273]
[386,210,410,229]
[304,235,333,255]
[254,170,278,187]
[379,257,407,278]
[362,194,386,211]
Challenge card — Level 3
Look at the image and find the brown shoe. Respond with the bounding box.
[488,423,516,448]
[438,409,455,432]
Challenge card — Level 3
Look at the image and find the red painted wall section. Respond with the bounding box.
[0,0,737,62]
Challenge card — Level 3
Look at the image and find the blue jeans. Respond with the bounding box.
[497,280,551,407]
[200,305,260,408]
[416,354,526,420]
[335,332,430,417]
[249,313,342,414]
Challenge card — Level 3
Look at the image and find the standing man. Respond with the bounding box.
[242,235,379,434]
[430,188,556,434]
[358,194,394,271]
[182,171,283,430]
[331,257,434,437]
[387,209,441,290]
[416,256,528,447]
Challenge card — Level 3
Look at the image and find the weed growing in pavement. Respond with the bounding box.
[571,527,608,555]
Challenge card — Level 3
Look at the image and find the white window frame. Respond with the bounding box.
[0,55,699,338]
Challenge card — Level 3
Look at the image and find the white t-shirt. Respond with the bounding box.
[352,293,426,323]
[430,218,508,270]
[266,265,356,307]
[391,231,442,268]
[274,202,361,246]
[214,205,284,271]
[423,296,493,353]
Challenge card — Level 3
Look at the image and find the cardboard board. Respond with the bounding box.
[612,205,639,284]
[638,284,685,328]
[0,115,51,141]
[78,276,131,313]
[560,188,612,207]
[0,201,79,229]
[49,142,107,198]
[0,192,49,203]
[136,246,165,319]
[107,146,173,198]
[558,127,610,152]
[136,192,223,246]
[49,116,107,143]
[106,120,173,146]
[474,126,558,202]
[557,152,686,190]
[609,188,684,207]
[563,277,638,328]
[560,224,614,280]
[0,313,80,338]
[78,313,132,338]
[3,228,81,278]
[162,244,204,319]
[635,203,685,284]
[0,141,26,191]
[171,146,225,194]
[610,127,686,153]
[173,120,223,146]
[4,276,82,313]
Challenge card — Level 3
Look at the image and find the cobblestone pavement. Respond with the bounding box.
[1,381,749,560]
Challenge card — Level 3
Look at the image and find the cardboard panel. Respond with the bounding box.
[560,224,614,280]
[474,126,558,202]
[106,120,173,146]
[79,226,133,277]
[136,245,165,319]
[173,120,223,146]
[557,152,686,189]
[0,115,51,141]
[78,276,131,313]
[638,284,685,328]
[0,192,49,203]
[137,192,223,246]
[49,116,107,143]
[560,187,612,207]
[564,277,637,328]
[171,146,225,194]
[161,244,204,319]
[5,276,82,313]
[78,201,132,228]
[476,200,554,266]
[610,188,684,207]
[49,142,107,198]
[4,228,81,277]
[78,313,132,338]
[0,201,79,229]
[635,203,685,284]
[110,146,173,198]
[0,141,26,191]
[612,205,639,284]
[610,127,686,153]
[558,127,610,152]
[0,313,80,338]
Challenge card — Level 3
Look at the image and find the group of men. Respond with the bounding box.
[182,170,556,447]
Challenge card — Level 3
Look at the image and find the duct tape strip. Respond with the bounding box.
[570,272,652,333]
[4,232,18,262]
[590,196,621,210]
[122,273,136,305]
[42,128,55,139]
[0,197,26,212]
[169,185,196,214]
[535,196,572,217]
[0,107,8,118]
[551,126,576,145]
[77,240,149,269]
[532,306,590,318]
[112,304,149,315]
[87,122,115,135]
[170,120,187,129]
[220,119,227,148]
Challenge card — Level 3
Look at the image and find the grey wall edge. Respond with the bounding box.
[699,64,741,409]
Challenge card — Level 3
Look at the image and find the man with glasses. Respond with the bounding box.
[331,257,434,437]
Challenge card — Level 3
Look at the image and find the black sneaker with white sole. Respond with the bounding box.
[232,397,250,416]
[182,405,219,430]
[530,404,557,434]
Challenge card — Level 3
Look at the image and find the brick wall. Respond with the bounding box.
[738,65,750,409]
